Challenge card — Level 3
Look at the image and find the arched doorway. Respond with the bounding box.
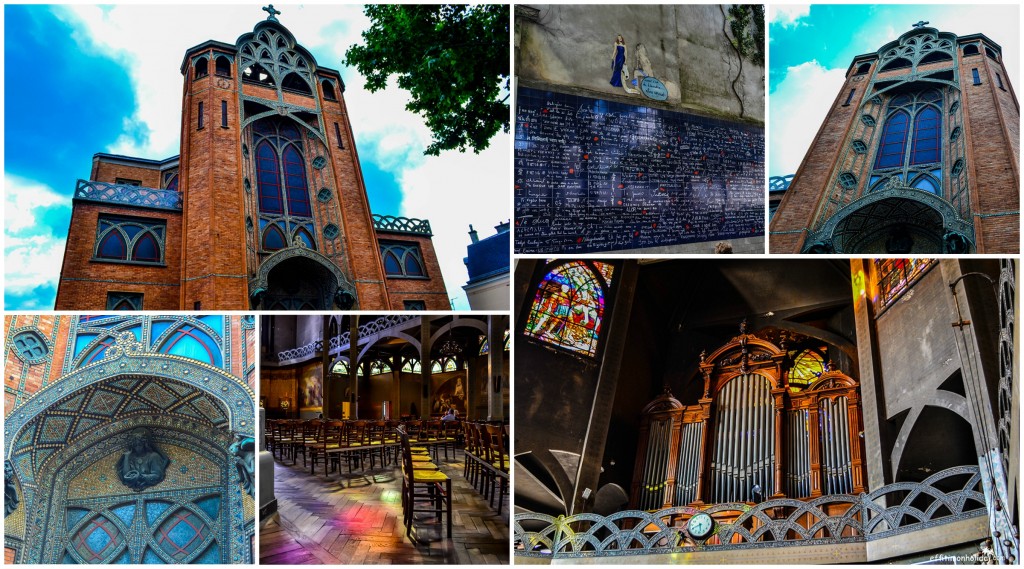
[250,248,356,310]
[5,333,256,564]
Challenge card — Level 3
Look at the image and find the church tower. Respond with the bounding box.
[55,6,450,310]
[180,6,388,309]
[770,23,1019,253]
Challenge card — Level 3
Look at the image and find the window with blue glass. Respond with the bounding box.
[252,116,317,253]
[871,89,945,194]
[94,216,166,265]
[156,323,223,367]
[972,68,981,85]
[12,330,49,363]
[380,241,426,277]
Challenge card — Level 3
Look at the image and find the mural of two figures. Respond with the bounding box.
[610,34,664,99]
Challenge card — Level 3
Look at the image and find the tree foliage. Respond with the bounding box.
[344,5,510,156]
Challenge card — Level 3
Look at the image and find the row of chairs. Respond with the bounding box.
[266,419,459,477]
[397,426,452,539]
[463,422,510,512]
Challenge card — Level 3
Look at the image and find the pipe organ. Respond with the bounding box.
[631,327,865,509]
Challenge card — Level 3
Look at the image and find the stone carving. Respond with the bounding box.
[5,460,19,516]
[230,435,255,497]
[117,427,170,491]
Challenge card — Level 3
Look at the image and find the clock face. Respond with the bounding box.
[687,513,714,539]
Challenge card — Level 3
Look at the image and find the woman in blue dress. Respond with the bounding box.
[610,34,626,87]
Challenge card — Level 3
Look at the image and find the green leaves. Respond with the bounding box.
[344,5,510,156]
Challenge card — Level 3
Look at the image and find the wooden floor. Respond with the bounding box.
[259,448,509,564]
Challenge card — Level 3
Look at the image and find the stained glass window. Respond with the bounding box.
[154,508,210,562]
[156,324,222,367]
[380,241,426,277]
[524,261,613,357]
[875,258,935,308]
[70,514,126,563]
[94,216,166,264]
[789,349,825,392]
[369,360,392,375]
[106,292,143,311]
[401,358,421,373]
[874,110,909,169]
[910,106,941,165]
[332,360,349,374]
[256,142,284,214]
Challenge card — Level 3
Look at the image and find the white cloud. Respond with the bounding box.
[4,174,71,307]
[769,60,847,176]
[770,5,810,28]
[398,136,511,310]
[54,5,509,308]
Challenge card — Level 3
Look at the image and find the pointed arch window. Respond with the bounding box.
[524,260,614,357]
[380,241,426,277]
[256,141,284,214]
[93,216,166,265]
[251,116,318,252]
[910,106,941,165]
[873,110,909,169]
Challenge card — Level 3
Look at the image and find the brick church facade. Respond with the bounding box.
[770,25,1019,253]
[55,10,449,310]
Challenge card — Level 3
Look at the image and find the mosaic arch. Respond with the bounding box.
[5,332,255,564]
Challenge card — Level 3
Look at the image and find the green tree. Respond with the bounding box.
[344,5,510,156]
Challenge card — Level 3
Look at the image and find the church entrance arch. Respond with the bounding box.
[250,248,355,310]
[804,189,974,254]
[4,333,255,564]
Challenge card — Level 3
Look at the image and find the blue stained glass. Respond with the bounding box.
[114,550,131,564]
[66,507,90,531]
[127,325,142,342]
[195,496,221,519]
[198,316,223,338]
[263,225,286,250]
[146,501,172,526]
[384,252,401,274]
[913,177,938,194]
[256,141,284,214]
[97,232,127,259]
[159,325,222,367]
[874,110,909,169]
[151,321,172,345]
[404,254,423,276]
[294,228,315,249]
[910,107,941,165]
[62,551,77,564]
[122,225,142,239]
[73,334,98,358]
[132,233,160,262]
[110,504,135,526]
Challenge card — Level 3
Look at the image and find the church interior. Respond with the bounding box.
[513,258,1018,564]
[258,314,510,564]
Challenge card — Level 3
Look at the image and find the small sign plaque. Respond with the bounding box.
[641,77,669,101]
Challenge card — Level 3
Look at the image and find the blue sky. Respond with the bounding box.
[4,5,509,310]
[770,4,1020,177]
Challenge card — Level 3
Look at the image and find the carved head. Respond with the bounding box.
[127,427,154,453]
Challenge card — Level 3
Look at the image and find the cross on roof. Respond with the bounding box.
[263,4,281,22]
[912,20,929,28]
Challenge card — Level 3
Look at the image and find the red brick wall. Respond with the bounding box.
[180,50,251,309]
[321,79,393,309]
[54,203,182,310]
[379,233,451,309]
[769,62,868,252]
[91,161,163,187]
[961,52,1020,252]
[4,315,72,417]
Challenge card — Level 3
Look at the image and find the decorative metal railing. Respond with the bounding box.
[515,465,986,559]
[372,214,432,235]
[278,315,419,361]
[74,179,183,211]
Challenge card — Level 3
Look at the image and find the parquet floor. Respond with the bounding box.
[259,448,509,564]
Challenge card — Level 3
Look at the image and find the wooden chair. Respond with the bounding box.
[396,426,452,539]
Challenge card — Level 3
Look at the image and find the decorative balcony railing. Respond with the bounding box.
[515,465,986,559]
[74,179,183,211]
[278,315,419,361]
[372,214,432,236]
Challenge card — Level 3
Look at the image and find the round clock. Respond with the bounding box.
[687,512,715,540]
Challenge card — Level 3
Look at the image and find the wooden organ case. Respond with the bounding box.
[630,328,865,510]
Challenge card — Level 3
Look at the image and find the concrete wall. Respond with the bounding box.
[516,4,764,122]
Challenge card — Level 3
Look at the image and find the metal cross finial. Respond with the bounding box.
[912,20,929,28]
[263,4,281,21]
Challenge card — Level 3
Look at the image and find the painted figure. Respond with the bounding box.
[610,35,626,87]
[117,427,170,491]
[633,43,653,85]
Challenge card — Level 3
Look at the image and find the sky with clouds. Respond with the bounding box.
[4,4,509,310]
[769,4,1020,177]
